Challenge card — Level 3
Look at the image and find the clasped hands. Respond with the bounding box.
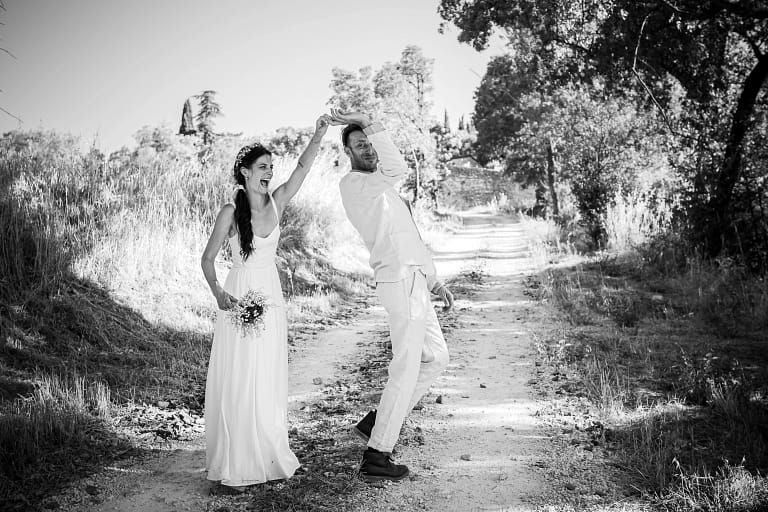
[326,108,371,128]
[312,109,370,141]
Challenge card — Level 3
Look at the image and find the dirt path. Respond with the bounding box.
[54,210,553,511]
[372,209,550,511]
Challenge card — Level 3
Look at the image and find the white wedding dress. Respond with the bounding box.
[205,196,299,486]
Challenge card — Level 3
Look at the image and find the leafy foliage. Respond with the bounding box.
[328,45,441,203]
[194,89,222,147]
[441,0,768,265]
[266,126,315,157]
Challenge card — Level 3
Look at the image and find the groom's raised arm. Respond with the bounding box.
[364,122,409,184]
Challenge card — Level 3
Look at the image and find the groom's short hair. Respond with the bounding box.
[341,124,364,147]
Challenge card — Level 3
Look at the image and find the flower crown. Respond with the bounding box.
[234,142,265,171]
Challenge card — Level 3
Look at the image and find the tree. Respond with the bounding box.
[439,0,768,257]
[466,117,475,134]
[472,46,670,231]
[134,125,174,153]
[551,87,668,245]
[376,48,437,203]
[472,46,563,216]
[443,109,451,133]
[328,46,439,204]
[398,45,434,123]
[328,67,377,114]
[178,98,196,135]
[433,123,476,163]
[194,90,222,147]
[266,126,314,156]
[473,54,527,165]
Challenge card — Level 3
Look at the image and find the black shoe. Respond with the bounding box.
[354,410,376,441]
[359,448,409,482]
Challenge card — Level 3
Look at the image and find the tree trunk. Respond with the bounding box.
[705,54,768,257]
[532,180,548,218]
[410,146,420,205]
[545,137,559,217]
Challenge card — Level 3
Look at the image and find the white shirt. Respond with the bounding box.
[339,123,438,289]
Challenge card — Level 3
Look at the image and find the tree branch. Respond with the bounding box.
[0,46,16,59]
[735,28,765,60]
[660,0,768,21]
[710,0,768,20]
[658,0,689,15]
[0,106,22,123]
[0,0,12,60]
[550,35,591,56]
[631,12,698,142]
[631,15,676,133]
[637,57,661,76]
[632,15,650,71]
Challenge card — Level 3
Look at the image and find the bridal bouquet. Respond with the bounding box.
[228,290,270,336]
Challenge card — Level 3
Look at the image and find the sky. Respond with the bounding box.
[0,0,506,152]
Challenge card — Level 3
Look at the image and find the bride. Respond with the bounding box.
[200,114,330,489]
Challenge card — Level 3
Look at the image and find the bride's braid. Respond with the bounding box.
[233,143,271,260]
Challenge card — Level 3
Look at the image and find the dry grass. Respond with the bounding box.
[0,130,371,509]
[531,258,768,509]
[526,189,768,510]
[603,190,676,254]
[0,373,132,507]
[658,461,768,512]
[487,186,537,214]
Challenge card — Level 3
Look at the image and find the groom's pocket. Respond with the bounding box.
[376,272,427,321]
[407,271,428,321]
[376,279,410,319]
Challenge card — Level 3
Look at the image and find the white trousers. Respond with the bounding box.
[368,270,450,453]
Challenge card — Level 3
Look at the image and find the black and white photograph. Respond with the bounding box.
[1,1,767,511]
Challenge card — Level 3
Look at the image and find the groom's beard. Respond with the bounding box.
[351,153,378,172]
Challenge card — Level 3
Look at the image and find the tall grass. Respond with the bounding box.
[0,129,371,381]
[527,182,768,510]
[603,190,676,253]
[0,129,370,508]
[0,373,129,505]
[518,214,576,268]
[537,260,768,509]
[2,130,366,324]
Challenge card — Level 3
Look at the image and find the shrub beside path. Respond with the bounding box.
[53,210,556,511]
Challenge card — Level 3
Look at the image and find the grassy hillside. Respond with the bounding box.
[516,193,768,511]
[0,130,376,507]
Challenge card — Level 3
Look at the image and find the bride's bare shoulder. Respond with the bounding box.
[218,203,237,238]
[216,203,235,220]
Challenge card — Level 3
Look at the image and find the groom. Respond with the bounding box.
[331,109,454,482]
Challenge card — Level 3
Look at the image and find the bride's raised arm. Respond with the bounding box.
[272,114,330,210]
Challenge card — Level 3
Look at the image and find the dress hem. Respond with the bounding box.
[206,463,300,487]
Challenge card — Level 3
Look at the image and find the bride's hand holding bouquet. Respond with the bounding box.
[227,289,271,336]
